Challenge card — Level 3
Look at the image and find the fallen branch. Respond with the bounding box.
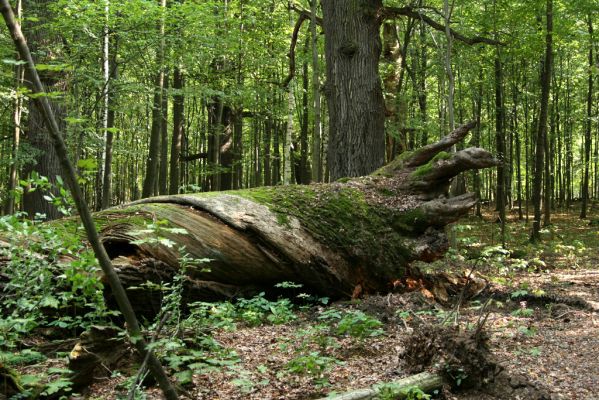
[318,371,445,400]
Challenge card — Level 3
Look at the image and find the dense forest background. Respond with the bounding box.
[0,0,596,226]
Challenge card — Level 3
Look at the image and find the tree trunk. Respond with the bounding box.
[142,71,164,198]
[159,71,169,195]
[317,372,444,400]
[580,16,593,219]
[473,68,483,218]
[91,123,496,315]
[3,0,23,216]
[219,105,234,191]
[531,0,552,242]
[417,21,428,147]
[322,0,386,180]
[101,31,117,210]
[141,0,166,199]
[309,0,322,182]
[264,116,272,186]
[21,0,64,220]
[169,65,184,195]
[299,43,311,185]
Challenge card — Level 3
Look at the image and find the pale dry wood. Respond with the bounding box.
[318,371,445,400]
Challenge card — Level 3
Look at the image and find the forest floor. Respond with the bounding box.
[6,209,599,399]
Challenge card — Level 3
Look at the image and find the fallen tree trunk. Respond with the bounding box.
[81,121,496,315]
[317,371,445,400]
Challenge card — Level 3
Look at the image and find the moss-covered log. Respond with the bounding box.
[70,122,495,315]
[317,372,445,400]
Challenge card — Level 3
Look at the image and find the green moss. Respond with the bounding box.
[372,150,415,177]
[432,151,452,162]
[46,206,157,243]
[336,177,352,183]
[391,208,428,233]
[221,185,413,273]
[411,151,452,178]
[398,150,415,162]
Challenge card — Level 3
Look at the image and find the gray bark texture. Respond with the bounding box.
[322,0,386,180]
[22,0,64,220]
[89,122,496,315]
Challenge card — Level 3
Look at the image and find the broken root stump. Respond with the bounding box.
[402,323,554,399]
[403,324,497,388]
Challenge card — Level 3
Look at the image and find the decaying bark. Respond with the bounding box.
[317,372,445,400]
[89,121,497,315]
[68,326,130,390]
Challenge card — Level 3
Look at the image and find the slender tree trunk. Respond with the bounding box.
[99,0,110,209]
[232,109,243,189]
[418,21,428,147]
[101,29,117,209]
[4,0,23,215]
[219,106,234,191]
[531,0,553,242]
[159,71,169,195]
[272,116,281,185]
[309,0,321,182]
[524,76,530,221]
[543,105,554,226]
[382,21,403,160]
[141,0,166,198]
[514,86,523,220]
[300,43,311,184]
[264,117,272,186]
[474,68,483,218]
[580,16,593,219]
[494,55,506,224]
[556,57,564,208]
[169,66,184,194]
[565,68,572,208]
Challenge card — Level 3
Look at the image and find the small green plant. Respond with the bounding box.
[374,383,431,400]
[517,326,537,337]
[236,292,296,326]
[336,310,384,340]
[186,301,238,331]
[227,366,269,394]
[529,347,542,356]
[445,365,468,387]
[274,281,303,289]
[285,351,338,386]
[510,289,529,299]
[511,307,534,317]
[317,308,343,321]
[0,209,110,347]
[19,173,75,217]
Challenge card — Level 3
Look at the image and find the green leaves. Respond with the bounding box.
[1,58,26,66]
[336,310,384,340]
